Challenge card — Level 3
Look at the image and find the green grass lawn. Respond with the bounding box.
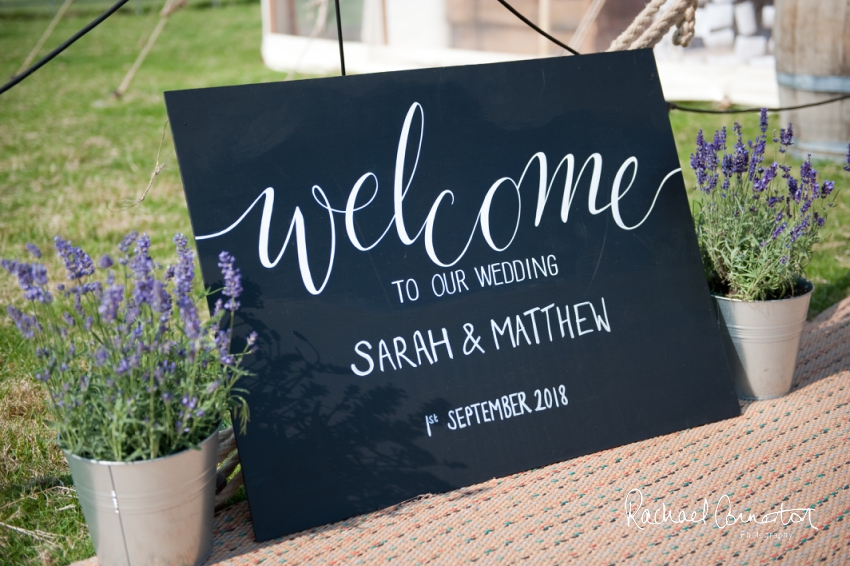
[0,3,848,563]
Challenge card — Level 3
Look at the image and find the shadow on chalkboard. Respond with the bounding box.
[233,294,463,536]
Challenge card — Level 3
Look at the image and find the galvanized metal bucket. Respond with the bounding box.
[713,281,813,400]
[65,430,218,566]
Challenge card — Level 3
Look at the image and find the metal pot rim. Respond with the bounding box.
[712,279,814,304]
[62,425,220,467]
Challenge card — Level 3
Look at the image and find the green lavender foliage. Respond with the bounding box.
[690,111,847,302]
[2,233,251,462]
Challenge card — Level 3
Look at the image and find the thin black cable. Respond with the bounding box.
[495,0,580,56]
[497,0,850,115]
[0,0,843,117]
[0,0,131,96]
[333,0,346,76]
[669,93,850,114]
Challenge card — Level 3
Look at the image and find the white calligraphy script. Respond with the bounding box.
[197,102,682,295]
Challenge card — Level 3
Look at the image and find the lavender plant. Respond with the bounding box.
[690,110,849,301]
[2,232,252,462]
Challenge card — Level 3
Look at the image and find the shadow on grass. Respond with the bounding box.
[809,268,850,318]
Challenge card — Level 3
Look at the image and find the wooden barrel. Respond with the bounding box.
[774,0,850,160]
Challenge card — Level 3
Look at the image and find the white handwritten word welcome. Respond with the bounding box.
[197,103,681,295]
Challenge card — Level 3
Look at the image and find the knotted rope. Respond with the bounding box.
[214,426,242,508]
[608,0,698,52]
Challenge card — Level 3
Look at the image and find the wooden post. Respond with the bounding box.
[538,0,552,56]
[15,0,74,77]
[289,0,299,35]
[381,0,389,44]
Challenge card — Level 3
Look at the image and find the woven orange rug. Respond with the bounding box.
[74,297,850,565]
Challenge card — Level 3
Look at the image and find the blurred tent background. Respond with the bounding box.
[1,0,846,157]
[260,0,782,107]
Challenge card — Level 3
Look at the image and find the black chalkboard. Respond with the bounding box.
[165,49,739,542]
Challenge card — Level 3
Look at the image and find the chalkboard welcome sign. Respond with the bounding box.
[165,49,740,541]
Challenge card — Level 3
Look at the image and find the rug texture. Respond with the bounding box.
[73,297,850,565]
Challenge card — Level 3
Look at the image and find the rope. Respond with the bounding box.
[215,470,243,507]
[670,0,697,47]
[217,426,236,459]
[608,0,697,52]
[607,0,665,52]
[214,426,244,507]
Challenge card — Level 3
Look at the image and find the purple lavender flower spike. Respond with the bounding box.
[215,327,231,353]
[790,216,811,243]
[771,222,787,241]
[822,180,834,198]
[33,264,48,286]
[690,129,723,194]
[787,177,801,202]
[753,161,776,193]
[98,254,114,269]
[3,261,53,304]
[217,251,242,312]
[727,124,749,175]
[7,305,39,338]
[759,108,768,134]
[130,234,155,308]
[54,236,95,280]
[1,259,17,275]
[118,231,138,254]
[94,347,109,366]
[844,142,850,172]
[748,135,766,182]
[173,234,201,339]
[116,358,131,375]
[25,243,42,259]
[152,279,172,322]
[215,327,235,365]
[778,123,793,151]
[713,127,727,152]
[799,157,816,187]
[720,154,733,178]
[98,284,124,323]
[213,298,224,318]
